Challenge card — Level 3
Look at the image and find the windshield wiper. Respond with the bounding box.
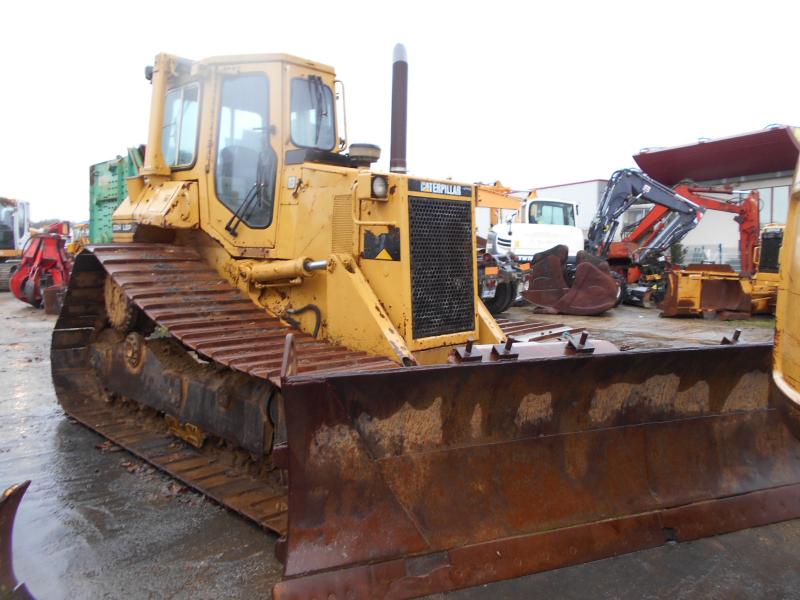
[225,153,269,237]
[308,75,327,146]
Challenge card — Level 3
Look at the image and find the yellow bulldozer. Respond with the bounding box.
[48,46,800,599]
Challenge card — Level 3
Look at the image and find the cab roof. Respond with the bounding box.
[197,53,335,75]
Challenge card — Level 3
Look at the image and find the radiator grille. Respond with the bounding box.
[409,196,475,338]
[331,195,353,253]
[759,232,782,273]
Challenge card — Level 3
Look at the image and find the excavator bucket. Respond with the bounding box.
[661,265,751,319]
[273,342,800,598]
[0,481,33,600]
[523,245,619,315]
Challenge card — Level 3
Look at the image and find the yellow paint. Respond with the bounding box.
[774,161,800,406]
[375,248,393,260]
[112,52,505,366]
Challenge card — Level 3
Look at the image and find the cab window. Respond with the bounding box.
[529,201,575,226]
[162,84,199,167]
[215,74,277,229]
[290,76,335,150]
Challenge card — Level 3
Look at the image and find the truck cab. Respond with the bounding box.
[0,199,30,257]
[489,197,584,261]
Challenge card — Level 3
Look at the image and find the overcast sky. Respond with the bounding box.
[2,0,798,221]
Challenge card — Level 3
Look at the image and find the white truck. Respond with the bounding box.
[0,198,31,291]
[488,197,584,262]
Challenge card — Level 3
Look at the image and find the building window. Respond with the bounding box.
[772,186,790,224]
[756,185,790,224]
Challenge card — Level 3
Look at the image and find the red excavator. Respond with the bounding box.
[10,222,72,310]
[586,169,705,306]
[659,186,764,318]
[628,184,760,275]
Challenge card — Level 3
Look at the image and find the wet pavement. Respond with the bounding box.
[0,295,281,599]
[1,292,798,599]
[505,302,775,350]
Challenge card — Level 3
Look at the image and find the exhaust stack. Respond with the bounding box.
[390,43,408,173]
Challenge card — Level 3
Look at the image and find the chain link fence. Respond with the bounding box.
[682,245,741,272]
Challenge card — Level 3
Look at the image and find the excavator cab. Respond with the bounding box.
[51,49,800,599]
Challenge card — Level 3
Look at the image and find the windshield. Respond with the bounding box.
[0,207,13,249]
[290,76,335,150]
[528,201,575,226]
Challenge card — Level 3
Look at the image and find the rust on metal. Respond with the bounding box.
[84,244,398,381]
[50,243,800,599]
[273,342,800,598]
[523,245,619,315]
[661,266,752,320]
[0,481,34,600]
[50,244,590,543]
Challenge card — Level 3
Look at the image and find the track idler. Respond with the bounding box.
[522,245,619,315]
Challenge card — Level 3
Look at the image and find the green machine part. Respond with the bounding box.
[89,147,143,243]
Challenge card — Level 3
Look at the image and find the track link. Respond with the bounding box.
[0,261,18,292]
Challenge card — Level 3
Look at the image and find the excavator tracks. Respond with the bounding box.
[0,261,18,292]
[51,243,570,537]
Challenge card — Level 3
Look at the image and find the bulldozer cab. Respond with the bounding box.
[131,54,341,254]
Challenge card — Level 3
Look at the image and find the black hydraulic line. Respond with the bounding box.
[286,304,322,338]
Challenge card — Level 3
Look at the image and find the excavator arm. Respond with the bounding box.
[672,184,760,276]
[588,169,704,262]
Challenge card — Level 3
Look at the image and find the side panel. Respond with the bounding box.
[774,161,800,433]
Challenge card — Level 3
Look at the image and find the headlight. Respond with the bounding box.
[371,176,388,198]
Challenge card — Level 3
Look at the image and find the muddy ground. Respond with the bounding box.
[1,293,798,599]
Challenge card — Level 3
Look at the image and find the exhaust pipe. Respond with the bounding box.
[390,43,408,173]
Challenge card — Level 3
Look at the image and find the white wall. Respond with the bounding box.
[534,180,607,233]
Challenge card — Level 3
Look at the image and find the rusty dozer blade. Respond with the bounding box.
[661,265,752,319]
[273,342,800,599]
[0,481,34,600]
[522,245,619,315]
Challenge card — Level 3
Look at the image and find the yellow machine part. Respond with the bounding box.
[660,264,751,319]
[774,161,800,432]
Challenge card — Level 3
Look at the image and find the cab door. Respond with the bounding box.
[204,64,282,255]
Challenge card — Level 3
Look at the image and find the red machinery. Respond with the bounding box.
[10,222,72,309]
[587,170,760,307]
[618,184,760,275]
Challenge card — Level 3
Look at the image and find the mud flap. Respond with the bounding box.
[0,481,33,600]
[274,343,800,599]
[523,245,619,315]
